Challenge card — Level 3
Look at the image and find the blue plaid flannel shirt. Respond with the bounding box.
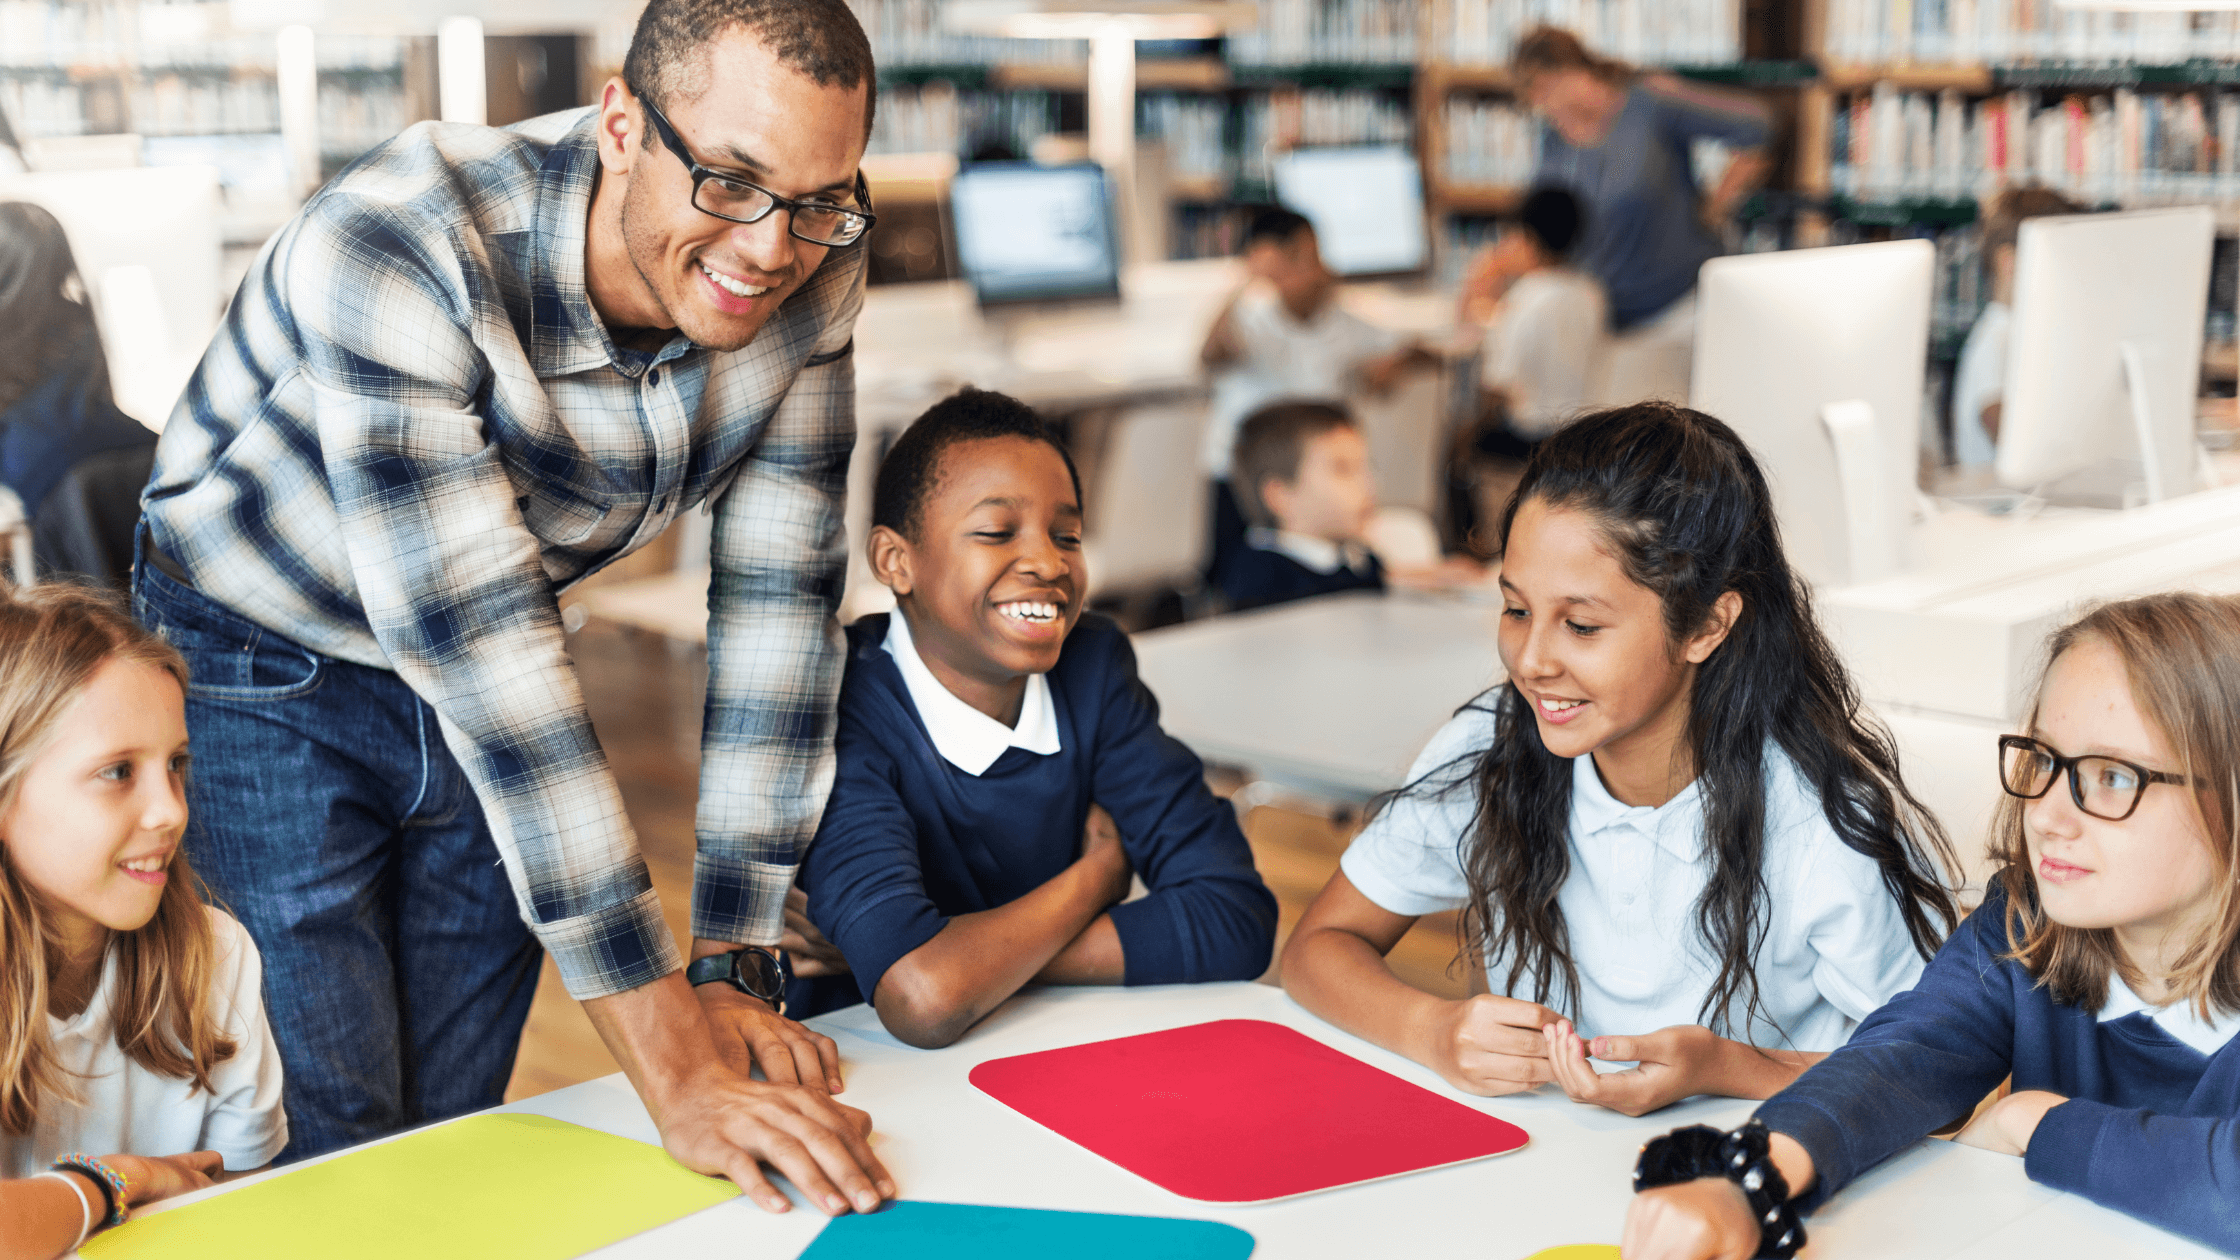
[144,109,862,1000]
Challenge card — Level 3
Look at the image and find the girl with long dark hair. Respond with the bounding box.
[1281,402,1959,1115]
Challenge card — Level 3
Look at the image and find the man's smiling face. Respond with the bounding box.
[604,26,868,351]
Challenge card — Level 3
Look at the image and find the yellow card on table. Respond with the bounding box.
[83,1114,737,1260]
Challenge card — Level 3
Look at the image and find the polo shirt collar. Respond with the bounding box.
[1247,527,1374,577]
[529,111,696,379]
[1569,751,1704,861]
[883,612,1062,776]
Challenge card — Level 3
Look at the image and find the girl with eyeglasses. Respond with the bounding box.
[1626,592,2240,1259]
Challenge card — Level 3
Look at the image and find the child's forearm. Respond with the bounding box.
[1033,914,1124,984]
[0,1171,101,1260]
[1282,917,1452,1067]
[1706,1038,1824,1100]
[873,858,1122,1048]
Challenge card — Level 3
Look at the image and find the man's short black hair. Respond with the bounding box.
[1518,185,1584,259]
[873,387,1083,541]
[624,0,877,137]
[1231,400,1356,527]
[1243,206,1315,251]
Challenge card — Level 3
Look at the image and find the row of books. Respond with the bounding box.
[1225,0,1419,67]
[128,70,276,136]
[0,0,277,68]
[0,75,83,136]
[1824,0,2240,68]
[318,78,410,161]
[1439,0,1741,71]
[1238,88,1412,186]
[1443,97,1539,187]
[866,81,1055,160]
[844,0,1081,68]
[1138,93,1228,184]
[1830,84,2240,204]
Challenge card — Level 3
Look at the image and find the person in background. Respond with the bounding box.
[0,202,157,588]
[0,586,286,1260]
[1510,26,1770,396]
[1627,593,2240,1259]
[1451,186,1606,554]
[1220,402,1387,612]
[792,388,1276,1046]
[1199,207,1428,589]
[1949,187,2087,469]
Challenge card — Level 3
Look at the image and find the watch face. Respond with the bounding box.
[737,948,785,1000]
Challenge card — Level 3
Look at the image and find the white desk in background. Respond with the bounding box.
[116,982,2217,1260]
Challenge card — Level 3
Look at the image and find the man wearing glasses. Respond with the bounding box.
[135,0,895,1216]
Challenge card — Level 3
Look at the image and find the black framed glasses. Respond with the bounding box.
[1998,735,2191,822]
[637,94,876,248]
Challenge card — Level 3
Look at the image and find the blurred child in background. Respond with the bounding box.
[1949,187,2086,470]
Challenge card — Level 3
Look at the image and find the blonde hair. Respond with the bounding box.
[1990,592,2240,1020]
[0,583,236,1135]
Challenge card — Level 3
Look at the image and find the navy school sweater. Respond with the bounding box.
[788,612,1278,1018]
[1217,542,1385,613]
[1754,880,2240,1252]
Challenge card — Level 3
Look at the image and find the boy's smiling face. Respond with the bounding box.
[869,435,1086,723]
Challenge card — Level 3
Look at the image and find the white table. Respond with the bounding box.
[122,983,2216,1259]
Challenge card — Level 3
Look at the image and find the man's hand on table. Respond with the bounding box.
[692,937,845,1094]
[582,971,895,1217]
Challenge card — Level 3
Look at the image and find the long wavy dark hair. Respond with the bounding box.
[0,201,108,416]
[1431,402,1959,1038]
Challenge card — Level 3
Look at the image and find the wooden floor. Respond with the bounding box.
[503,621,1469,1101]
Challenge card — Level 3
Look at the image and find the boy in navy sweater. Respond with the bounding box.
[790,387,1277,1046]
[1216,401,1388,612]
[1626,592,2240,1257]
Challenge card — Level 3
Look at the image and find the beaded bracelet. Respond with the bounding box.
[1632,1119,1807,1260]
[50,1153,130,1230]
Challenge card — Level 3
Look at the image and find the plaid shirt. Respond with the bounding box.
[145,109,862,1000]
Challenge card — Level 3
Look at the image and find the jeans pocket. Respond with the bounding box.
[141,583,328,702]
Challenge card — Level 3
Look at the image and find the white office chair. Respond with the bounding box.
[1352,371,1446,517]
[1081,401,1210,603]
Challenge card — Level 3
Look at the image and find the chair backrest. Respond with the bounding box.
[1084,401,1209,596]
[1350,370,1445,515]
[1364,505,1442,570]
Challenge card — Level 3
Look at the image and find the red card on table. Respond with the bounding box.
[969,1018,1529,1203]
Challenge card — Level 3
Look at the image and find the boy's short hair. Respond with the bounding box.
[1231,400,1357,527]
[873,386,1083,541]
[1243,206,1315,251]
[1518,185,1584,259]
[623,0,876,135]
[1981,186,2086,254]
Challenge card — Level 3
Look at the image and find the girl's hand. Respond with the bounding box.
[1621,1177,1762,1260]
[1543,1020,1720,1117]
[1419,994,1565,1096]
[1954,1089,2067,1157]
[108,1150,224,1211]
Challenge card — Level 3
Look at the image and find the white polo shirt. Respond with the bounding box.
[1204,291,1403,476]
[3,907,287,1177]
[883,611,1062,777]
[1340,694,1928,1050]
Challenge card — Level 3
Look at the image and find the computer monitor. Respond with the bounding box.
[1271,146,1427,277]
[1997,205,2214,505]
[947,161,1120,307]
[1691,239,1935,588]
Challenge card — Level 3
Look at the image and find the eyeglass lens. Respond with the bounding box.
[694,177,866,246]
[2000,741,2149,820]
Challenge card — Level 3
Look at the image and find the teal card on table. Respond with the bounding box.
[798,1201,1255,1258]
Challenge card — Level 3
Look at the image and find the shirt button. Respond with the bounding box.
[655,496,670,513]
[646,370,660,387]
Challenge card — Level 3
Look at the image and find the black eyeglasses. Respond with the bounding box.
[636,94,876,248]
[1998,735,2192,822]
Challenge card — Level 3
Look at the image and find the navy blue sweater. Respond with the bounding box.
[1217,542,1384,613]
[1755,882,2240,1252]
[790,612,1277,1018]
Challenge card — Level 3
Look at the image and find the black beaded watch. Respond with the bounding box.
[1633,1119,1806,1260]
[686,946,787,1014]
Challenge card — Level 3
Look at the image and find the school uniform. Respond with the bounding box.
[1339,693,1928,1050]
[1757,879,2240,1252]
[789,611,1278,1019]
[1949,300,2009,467]
[1216,529,1387,613]
[2,908,287,1177]
[1480,267,1608,440]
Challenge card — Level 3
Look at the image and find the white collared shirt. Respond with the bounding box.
[2098,976,2240,1058]
[1340,694,1928,1050]
[883,611,1062,777]
[1246,527,1376,577]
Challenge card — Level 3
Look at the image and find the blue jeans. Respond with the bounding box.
[133,549,543,1161]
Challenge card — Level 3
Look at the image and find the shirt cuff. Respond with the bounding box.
[690,852,797,948]
[535,885,685,1000]
[2022,1097,2105,1196]
[1109,894,1185,986]
[1752,1095,1854,1213]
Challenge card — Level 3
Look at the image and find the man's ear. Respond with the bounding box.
[595,77,641,176]
[1257,476,1296,531]
[867,524,914,596]
[1682,590,1745,665]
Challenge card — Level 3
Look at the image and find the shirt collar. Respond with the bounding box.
[883,612,1062,776]
[528,110,697,379]
[1569,751,1704,860]
[1248,527,1374,576]
[2098,976,2240,1057]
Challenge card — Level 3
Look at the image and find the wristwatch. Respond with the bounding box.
[685,946,787,1014]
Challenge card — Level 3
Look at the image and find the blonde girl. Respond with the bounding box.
[1629,592,2240,1259]
[0,586,284,1259]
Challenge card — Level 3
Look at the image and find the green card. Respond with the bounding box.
[83,1113,738,1259]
